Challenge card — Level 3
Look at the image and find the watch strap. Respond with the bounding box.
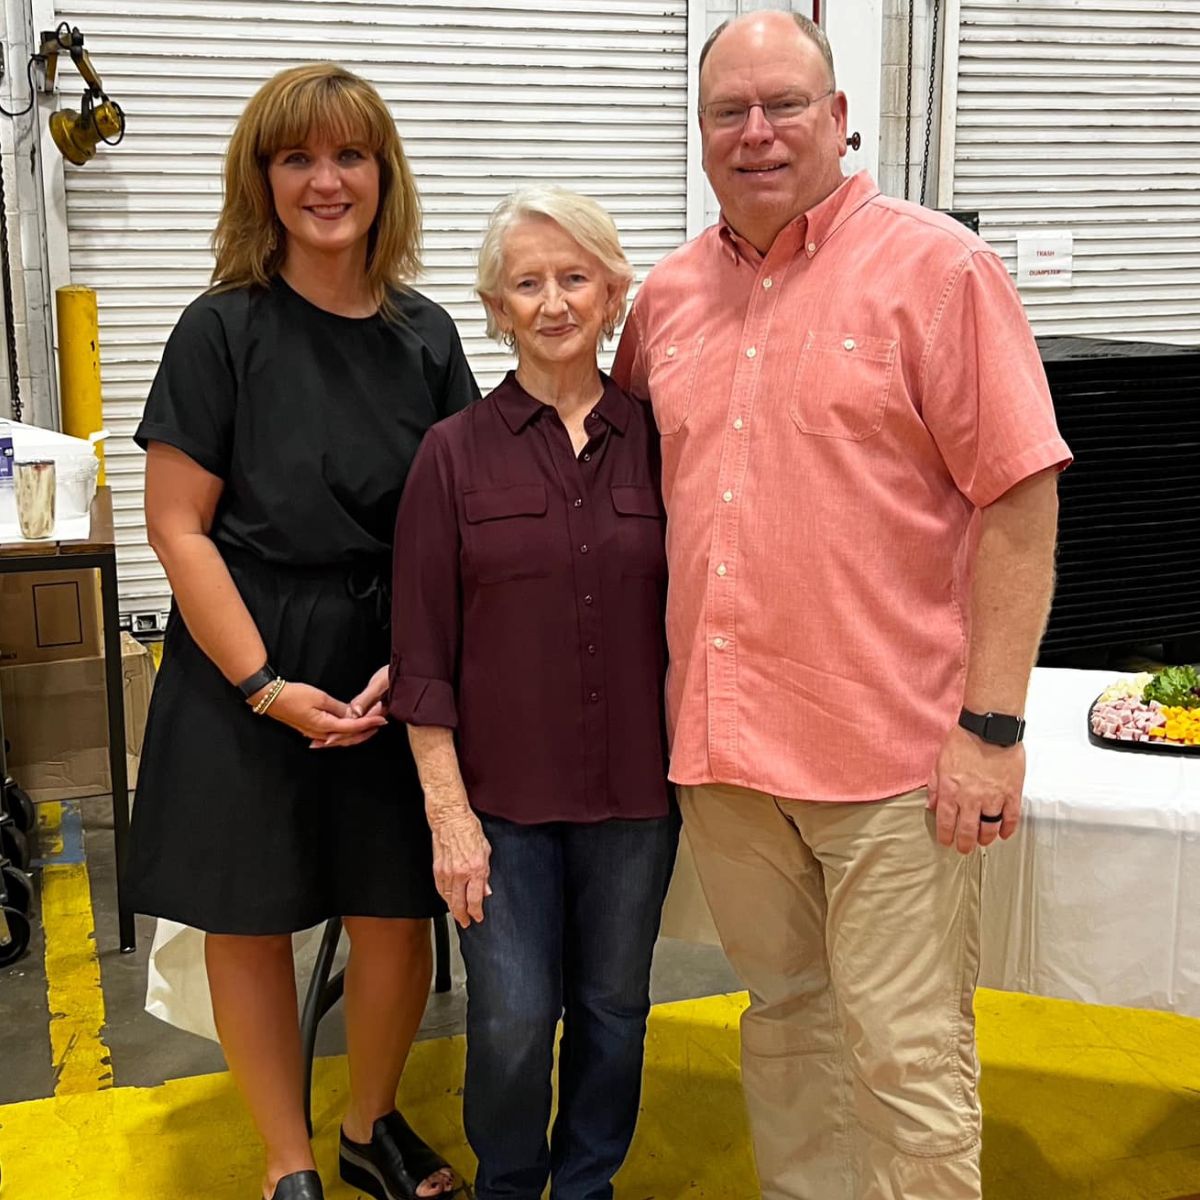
[237,663,277,699]
[958,707,1026,746]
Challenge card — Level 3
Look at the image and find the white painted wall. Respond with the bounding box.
[824,0,883,183]
[0,0,57,427]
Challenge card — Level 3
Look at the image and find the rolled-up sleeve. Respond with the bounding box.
[389,428,462,727]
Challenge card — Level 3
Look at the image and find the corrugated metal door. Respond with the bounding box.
[941,0,1200,342]
[54,0,689,620]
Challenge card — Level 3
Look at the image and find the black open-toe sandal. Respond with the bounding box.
[339,1110,465,1199]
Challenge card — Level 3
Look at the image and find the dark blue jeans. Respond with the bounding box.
[458,810,680,1200]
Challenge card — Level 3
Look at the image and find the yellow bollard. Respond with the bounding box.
[56,285,106,484]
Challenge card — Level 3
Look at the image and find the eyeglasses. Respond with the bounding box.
[699,89,835,131]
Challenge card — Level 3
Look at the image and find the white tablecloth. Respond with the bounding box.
[980,666,1200,1015]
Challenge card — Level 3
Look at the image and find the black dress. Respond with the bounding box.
[125,277,479,934]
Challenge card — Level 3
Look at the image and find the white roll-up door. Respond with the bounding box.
[941,0,1200,342]
[54,0,689,621]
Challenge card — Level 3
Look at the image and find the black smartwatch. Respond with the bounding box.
[237,663,277,699]
[958,707,1025,747]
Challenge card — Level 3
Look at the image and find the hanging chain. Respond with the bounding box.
[904,0,916,201]
[920,0,942,207]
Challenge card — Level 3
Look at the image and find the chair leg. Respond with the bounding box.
[303,914,452,1136]
[434,913,451,993]
[300,917,344,1137]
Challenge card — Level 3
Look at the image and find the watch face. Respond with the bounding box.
[960,708,1024,745]
[983,713,1024,745]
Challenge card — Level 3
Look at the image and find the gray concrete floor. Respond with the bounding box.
[0,796,740,1105]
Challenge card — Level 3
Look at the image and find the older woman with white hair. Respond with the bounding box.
[387,185,679,1200]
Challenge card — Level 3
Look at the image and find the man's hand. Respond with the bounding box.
[927,724,1024,853]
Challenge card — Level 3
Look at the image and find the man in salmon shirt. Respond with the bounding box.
[611,11,1071,1200]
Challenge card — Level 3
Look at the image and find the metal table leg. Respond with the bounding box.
[434,911,451,993]
[98,556,134,953]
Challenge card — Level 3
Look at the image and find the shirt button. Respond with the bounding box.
[713,637,726,649]
[722,490,733,503]
[716,563,727,577]
[587,643,597,655]
[573,497,583,508]
[844,338,856,351]
[733,417,744,431]
[745,346,756,359]
[584,594,593,605]
[807,242,817,254]
[589,690,600,703]
[666,345,677,357]
[762,277,773,289]
[580,544,589,554]
[582,453,592,462]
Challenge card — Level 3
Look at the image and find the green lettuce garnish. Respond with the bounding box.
[1143,665,1200,708]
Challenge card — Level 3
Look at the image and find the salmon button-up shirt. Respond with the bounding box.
[612,171,1071,803]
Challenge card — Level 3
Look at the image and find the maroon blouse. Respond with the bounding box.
[388,372,670,824]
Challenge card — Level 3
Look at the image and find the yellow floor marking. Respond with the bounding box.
[37,800,64,859]
[38,800,113,1096]
[1,990,1200,1198]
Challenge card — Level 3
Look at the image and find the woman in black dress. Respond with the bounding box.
[126,64,476,1200]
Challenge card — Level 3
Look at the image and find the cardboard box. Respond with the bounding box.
[0,568,103,665]
[0,633,155,802]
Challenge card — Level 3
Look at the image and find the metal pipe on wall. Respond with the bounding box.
[56,285,105,482]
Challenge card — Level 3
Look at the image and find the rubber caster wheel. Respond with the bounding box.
[0,906,31,967]
[2,780,35,833]
[0,823,30,871]
[1,864,32,915]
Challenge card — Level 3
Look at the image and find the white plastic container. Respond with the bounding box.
[0,421,105,528]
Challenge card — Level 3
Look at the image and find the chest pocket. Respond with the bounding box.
[789,330,897,441]
[611,485,667,579]
[463,484,549,584]
[646,335,704,435]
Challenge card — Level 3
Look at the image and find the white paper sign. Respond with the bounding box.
[1017,232,1074,288]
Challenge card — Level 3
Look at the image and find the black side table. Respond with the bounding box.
[0,487,134,952]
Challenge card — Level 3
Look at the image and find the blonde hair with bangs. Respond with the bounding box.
[212,63,421,312]
[477,186,635,345]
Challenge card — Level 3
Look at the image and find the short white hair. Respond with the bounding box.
[476,185,635,344]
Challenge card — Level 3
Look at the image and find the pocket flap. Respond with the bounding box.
[804,329,897,362]
[611,484,664,518]
[464,484,547,523]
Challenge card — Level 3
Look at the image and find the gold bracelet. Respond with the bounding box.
[252,677,287,716]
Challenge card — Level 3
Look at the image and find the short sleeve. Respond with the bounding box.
[437,320,480,419]
[388,427,462,727]
[134,296,237,478]
[920,250,1072,508]
[611,302,649,401]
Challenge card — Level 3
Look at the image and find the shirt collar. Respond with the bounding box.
[493,370,628,436]
[718,170,881,265]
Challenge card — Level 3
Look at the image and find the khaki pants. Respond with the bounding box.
[679,784,982,1200]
